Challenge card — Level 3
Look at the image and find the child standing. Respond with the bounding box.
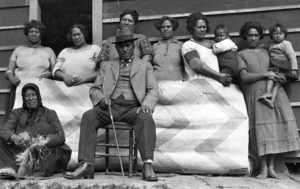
[258,23,298,108]
[213,24,238,84]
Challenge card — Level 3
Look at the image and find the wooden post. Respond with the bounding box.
[92,0,103,46]
[29,0,41,21]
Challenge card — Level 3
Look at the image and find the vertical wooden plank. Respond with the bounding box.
[92,0,102,46]
[29,0,41,21]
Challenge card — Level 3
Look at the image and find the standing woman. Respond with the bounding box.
[53,24,101,86]
[181,12,231,85]
[238,21,300,178]
[98,9,153,64]
[152,16,185,81]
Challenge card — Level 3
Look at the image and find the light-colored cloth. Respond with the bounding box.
[12,77,249,175]
[152,38,184,81]
[90,57,158,111]
[53,44,100,78]
[212,38,237,54]
[7,45,56,78]
[98,33,152,62]
[237,48,300,156]
[269,40,298,70]
[153,79,249,174]
[182,39,219,80]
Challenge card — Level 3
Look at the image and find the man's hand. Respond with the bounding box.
[100,97,111,109]
[9,134,23,145]
[136,105,151,114]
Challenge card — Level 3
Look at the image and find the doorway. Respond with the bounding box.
[39,0,93,55]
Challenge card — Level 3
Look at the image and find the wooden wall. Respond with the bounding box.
[0,0,28,124]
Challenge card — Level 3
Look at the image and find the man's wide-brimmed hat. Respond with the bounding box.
[112,27,138,44]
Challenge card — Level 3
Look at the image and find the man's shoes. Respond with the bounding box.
[142,163,158,182]
[64,162,94,179]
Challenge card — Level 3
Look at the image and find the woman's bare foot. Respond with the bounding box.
[256,168,268,179]
[268,169,279,179]
[258,97,274,109]
[258,93,272,101]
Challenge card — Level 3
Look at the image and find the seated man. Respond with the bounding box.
[64,28,159,181]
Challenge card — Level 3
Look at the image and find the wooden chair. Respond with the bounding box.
[95,122,138,178]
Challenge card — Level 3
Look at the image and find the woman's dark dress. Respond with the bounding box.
[0,107,71,176]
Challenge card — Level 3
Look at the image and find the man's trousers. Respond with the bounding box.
[78,97,156,165]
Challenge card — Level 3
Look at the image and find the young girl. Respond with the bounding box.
[258,23,298,108]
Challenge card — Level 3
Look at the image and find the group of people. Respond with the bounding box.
[0,8,299,181]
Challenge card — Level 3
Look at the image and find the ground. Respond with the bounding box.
[1,172,300,189]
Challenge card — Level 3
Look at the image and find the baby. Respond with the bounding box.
[258,23,298,108]
[213,24,238,83]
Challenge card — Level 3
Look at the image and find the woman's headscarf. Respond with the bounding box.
[21,83,43,109]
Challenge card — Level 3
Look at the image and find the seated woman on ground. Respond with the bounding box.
[53,24,101,86]
[6,20,56,86]
[97,9,153,65]
[152,16,186,81]
[0,83,71,179]
[182,12,232,86]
